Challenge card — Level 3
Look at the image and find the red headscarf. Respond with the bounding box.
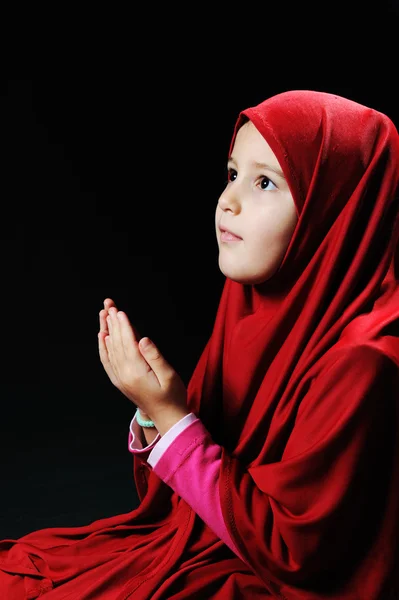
[186,90,399,597]
[1,90,399,599]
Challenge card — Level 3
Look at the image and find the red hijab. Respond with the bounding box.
[1,90,399,599]
[185,90,399,597]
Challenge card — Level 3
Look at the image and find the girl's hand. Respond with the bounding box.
[99,299,153,424]
[98,298,187,422]
[99,298,146,411]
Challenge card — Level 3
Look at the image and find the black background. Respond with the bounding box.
[2,6,399,539]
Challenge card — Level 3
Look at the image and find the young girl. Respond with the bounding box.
[1,89,399,599]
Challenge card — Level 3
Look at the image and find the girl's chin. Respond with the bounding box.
[219,269,260,286]
[219,264,273,286]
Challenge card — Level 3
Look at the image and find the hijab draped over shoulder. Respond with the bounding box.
[187,90,399,598]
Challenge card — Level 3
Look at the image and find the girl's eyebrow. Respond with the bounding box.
[228,157,286,181]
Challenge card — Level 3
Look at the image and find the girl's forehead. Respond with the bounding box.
[231,121,278,163]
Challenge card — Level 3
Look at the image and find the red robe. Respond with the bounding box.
[1,90,399,599]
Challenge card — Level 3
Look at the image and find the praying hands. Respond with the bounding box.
[98,298,189,436]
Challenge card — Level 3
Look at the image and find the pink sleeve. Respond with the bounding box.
[127,411,198,456]
[148,419,247,564]
[127,411,160,454]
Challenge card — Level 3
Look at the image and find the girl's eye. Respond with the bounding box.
[227,168,237,182]
[259,176,277,191]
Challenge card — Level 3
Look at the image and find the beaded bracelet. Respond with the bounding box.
[135,408,156,428]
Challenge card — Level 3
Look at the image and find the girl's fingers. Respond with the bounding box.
[98,330,109,364]
[104,298,116,311]
[98,301,122,387]
[117,311,150,375]
[101,299,117,335]
[99,301,149,381]
[108,308,125,361]
[105,326,115,369]
[98,330,119,386]
[99,309,109,334]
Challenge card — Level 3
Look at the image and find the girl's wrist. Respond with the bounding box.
[137,408,151,420]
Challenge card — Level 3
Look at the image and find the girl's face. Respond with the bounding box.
[215,121,298,285]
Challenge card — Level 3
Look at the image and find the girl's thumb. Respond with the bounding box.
[139,338,174,380]
[139,337,153,352]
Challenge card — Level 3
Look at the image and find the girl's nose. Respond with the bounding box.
[218,186,241,213]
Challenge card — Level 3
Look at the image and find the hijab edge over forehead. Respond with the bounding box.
[228,109,302,219]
